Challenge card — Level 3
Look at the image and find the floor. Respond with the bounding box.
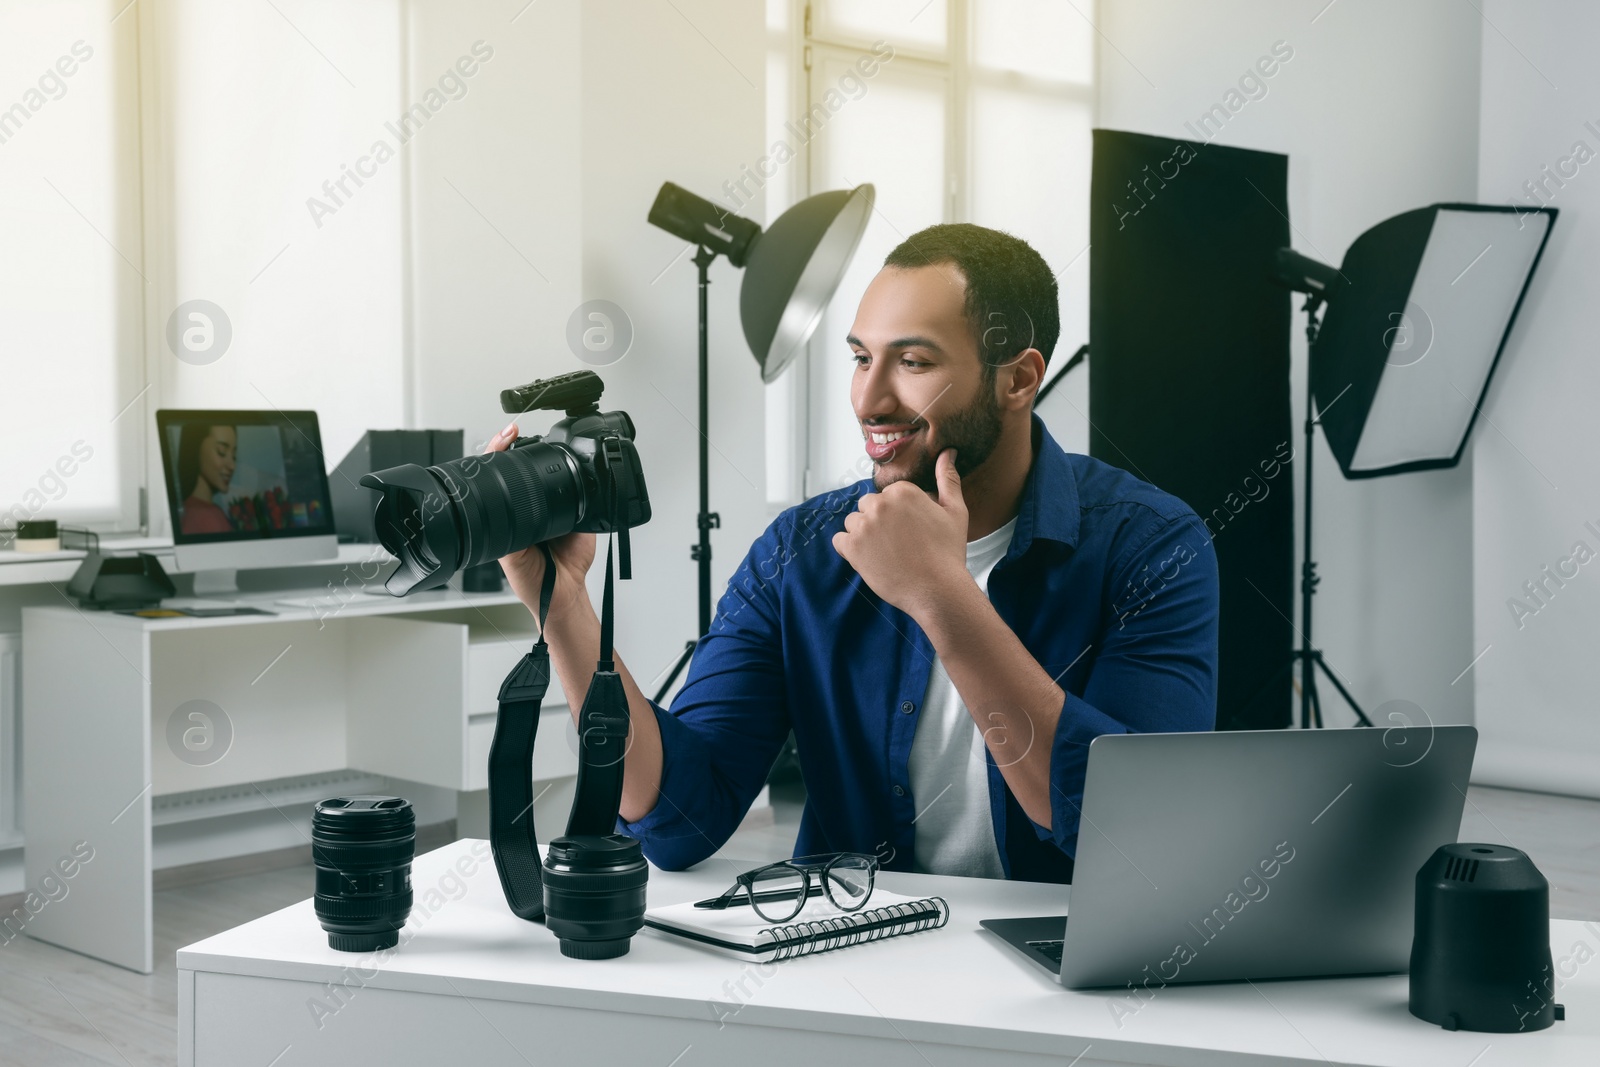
[0,782,1594,1066]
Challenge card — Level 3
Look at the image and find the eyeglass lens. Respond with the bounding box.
[822,855,873,911]
[746,864,810,923]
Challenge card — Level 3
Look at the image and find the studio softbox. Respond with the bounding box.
[1310,204,1557,478]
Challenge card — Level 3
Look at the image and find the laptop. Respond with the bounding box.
[981,725,1477,989]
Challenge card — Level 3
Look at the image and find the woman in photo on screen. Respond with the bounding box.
[177,424,238,534]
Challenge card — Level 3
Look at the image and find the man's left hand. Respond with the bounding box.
[832,449,971,618]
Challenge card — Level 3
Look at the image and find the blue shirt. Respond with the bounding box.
[623,416,1219,882]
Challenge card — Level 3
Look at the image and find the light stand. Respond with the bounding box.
[1250,205,1557,728]
[692,246,716,634]
[1244,244,1375,729]
[1289,294,1371,729]
[652,246,720,703]
[693,245,716,636]
[645,181,874,704]
[1238,293,1373,728]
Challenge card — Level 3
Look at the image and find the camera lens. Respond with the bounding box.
[364,442,585,596]
[542,834,649,959]
[359,379,651,597]
[312,796,415,952]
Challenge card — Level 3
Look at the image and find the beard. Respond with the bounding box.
[872,384,1004,492]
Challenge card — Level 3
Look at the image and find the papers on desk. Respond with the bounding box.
[644,887,949,962]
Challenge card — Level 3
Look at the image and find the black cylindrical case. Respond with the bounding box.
[1410,842,1560,1032]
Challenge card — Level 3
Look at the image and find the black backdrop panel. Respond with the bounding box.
[1088,129,1292,730]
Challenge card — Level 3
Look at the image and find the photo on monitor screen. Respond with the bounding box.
[156,411,335,543]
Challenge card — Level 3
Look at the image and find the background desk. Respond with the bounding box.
[178,838,1599,1066]
[22,589,572,974]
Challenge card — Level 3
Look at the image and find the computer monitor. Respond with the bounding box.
[155,409,339,577]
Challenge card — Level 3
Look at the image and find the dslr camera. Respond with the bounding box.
[361,370,652,595]
[365,370,654,959]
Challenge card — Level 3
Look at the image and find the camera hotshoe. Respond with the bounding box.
[360,370,651,595]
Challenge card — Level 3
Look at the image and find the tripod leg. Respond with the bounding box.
[652,639,697,705]
[1300,653,1320,729]
[1313,654,1374,727]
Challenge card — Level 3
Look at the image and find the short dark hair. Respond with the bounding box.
[882,223,1060,382]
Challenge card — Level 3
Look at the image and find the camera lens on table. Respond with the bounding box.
[312,796,415,952]
[542,834,649,960]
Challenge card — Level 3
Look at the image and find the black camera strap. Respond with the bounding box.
[488,436,636,920]
[567,449,631,835]
[488,543,558,921]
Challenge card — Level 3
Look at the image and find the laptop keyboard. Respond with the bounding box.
[1027,939,1065,965]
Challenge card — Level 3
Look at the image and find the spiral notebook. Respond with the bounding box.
[643,888,950,962]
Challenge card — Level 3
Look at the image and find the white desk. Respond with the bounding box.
[23,589,572,974]
[0,534,171,586]
[178,838,1600,1066]
[0,536,378,587]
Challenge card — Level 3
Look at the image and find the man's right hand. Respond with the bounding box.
[484,423,597,624]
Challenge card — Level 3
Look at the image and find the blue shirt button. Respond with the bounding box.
[900,701,914,714]
[892,785,905,797]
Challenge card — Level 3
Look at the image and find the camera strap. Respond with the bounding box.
[488,439,637,920]
[488,543,558,921]
[566,451,631,835]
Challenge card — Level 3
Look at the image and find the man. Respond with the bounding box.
[492,223,1218,883]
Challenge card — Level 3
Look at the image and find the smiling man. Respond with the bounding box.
[496,223,1219,883]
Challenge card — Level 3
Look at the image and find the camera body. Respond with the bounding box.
[506,403,650,532]
[361,371,651,595]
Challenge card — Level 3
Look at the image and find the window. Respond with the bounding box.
[0,0,406,537]
[764,0,1095,505]
[0,2,144,530]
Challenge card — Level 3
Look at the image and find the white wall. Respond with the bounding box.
[575,0,769,694]
[1473,1,1600,796]
[1098,0,1483,729]
[402,0,766,694]
[138,0,408,519]
[405,0,582,449]
[136,0,589,516]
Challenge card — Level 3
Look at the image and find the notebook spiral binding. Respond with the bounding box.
[761,897,950,962]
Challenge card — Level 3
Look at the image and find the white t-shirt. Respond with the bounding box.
[907,517,1017,878]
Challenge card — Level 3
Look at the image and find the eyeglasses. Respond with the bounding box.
[694,853,879,923]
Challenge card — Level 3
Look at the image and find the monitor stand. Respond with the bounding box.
[192,568,240,597]
[173,535,339,597]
